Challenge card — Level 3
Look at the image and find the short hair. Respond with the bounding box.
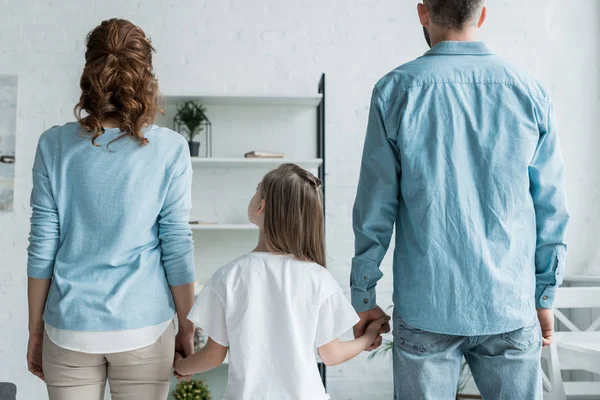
[424,0,484,30]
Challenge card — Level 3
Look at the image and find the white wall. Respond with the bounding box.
[1,0,599,398]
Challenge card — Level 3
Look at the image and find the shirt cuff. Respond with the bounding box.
[535,284,556,309]
[351,287,377,312]
[166,268,195,287]
[27,264,54,279]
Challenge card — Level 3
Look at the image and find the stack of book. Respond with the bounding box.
[244,151,284,159]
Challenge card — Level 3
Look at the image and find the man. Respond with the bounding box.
[351,1,569,398]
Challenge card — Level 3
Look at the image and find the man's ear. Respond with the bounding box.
[477,6,487,28]
[417,3,430,27]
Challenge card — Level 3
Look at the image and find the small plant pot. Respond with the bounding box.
[188,141,201,157]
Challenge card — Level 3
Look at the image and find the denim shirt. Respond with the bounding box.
[351,41,569,335]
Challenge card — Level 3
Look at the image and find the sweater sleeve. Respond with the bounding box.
[159,148,195,286]
[27,141,60,279]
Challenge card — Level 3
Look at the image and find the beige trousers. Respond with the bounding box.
[42,323,175,400]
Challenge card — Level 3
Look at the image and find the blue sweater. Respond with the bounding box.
[27,122,195,331]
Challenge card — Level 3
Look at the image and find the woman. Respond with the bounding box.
[26,19,195,400]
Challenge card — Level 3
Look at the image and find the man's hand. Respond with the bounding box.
[537,308,554,348]
[353,305,391,351]
[364,315,392,345]
[27,333,44,381]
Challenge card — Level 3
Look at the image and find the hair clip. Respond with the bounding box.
[314,177,323,191]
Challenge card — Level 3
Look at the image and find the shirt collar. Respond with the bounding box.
[423,41,494,56]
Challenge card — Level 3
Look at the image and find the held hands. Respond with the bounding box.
[353,305,391,351]
[173,352,190,380]
[364,315,392,348]
[27,333,45,381]
[173,326,194,381]
[537,308,554,348]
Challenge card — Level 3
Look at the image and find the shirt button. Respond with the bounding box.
[363,298,369,304]
[543,296,548,300]
[363,276,369,281]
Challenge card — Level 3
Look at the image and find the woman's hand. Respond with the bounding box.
[27,333,45,381]
[174,328,194,380]
[170,282,195,380]
[175,328,195,358]
[27,278,51,381]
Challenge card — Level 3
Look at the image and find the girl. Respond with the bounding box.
[174,163,389,399]
[26,19,195,399]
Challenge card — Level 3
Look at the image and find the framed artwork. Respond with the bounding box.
[0,75,17,212]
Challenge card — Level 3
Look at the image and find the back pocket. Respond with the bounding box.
[500,321,540,351]
[394,317,460,354]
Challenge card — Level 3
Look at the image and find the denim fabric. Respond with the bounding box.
[351,41,569,335]
[392,312,543,400]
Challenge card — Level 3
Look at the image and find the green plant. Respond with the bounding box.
[172,379,212,400]
[174,101,207,142]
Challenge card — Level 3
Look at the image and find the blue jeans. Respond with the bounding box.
[393,313,543,400]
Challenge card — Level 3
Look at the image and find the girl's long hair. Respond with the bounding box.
[260,164,326,267]
[74,18,160,146]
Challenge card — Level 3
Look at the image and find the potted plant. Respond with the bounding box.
[172,378,212,400]
[193,327,206,353]
[174,101,208,157]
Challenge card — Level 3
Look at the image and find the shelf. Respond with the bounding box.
[190,224,257,231]
[163,94,322,107]
[190,157,323,169]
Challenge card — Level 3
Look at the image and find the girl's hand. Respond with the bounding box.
[27,333,45,381]
[354,305,390,351]
[173,352,192,381]
[364,315,391,345]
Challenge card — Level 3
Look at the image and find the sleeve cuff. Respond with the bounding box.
[535,285,556,309]
[27,265,54,280]
[167,269,195,286]
[351,287,377,312]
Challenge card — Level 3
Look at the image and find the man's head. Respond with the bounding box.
[418,0,486,47]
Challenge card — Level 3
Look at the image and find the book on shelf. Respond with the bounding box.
[244,151,285,159]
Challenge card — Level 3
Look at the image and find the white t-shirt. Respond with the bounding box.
[188,252,359,400]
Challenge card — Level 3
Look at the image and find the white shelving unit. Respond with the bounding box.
[163,94,322,107]
[190,157,322,169]
[163,76,327,398]
[190,223,257,231]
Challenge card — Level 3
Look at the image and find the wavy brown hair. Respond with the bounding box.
[260,164,326,267]
[74,18,160,146]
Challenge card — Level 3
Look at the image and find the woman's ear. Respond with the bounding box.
[256,199,266,215]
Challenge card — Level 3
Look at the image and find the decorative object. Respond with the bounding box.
[244,150,284,159]
[172,379,212,400]
[0,75,17,212]
[173,101,211,157]
[193,327,206,353]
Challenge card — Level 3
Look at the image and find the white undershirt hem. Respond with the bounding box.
[45,319,173,354]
